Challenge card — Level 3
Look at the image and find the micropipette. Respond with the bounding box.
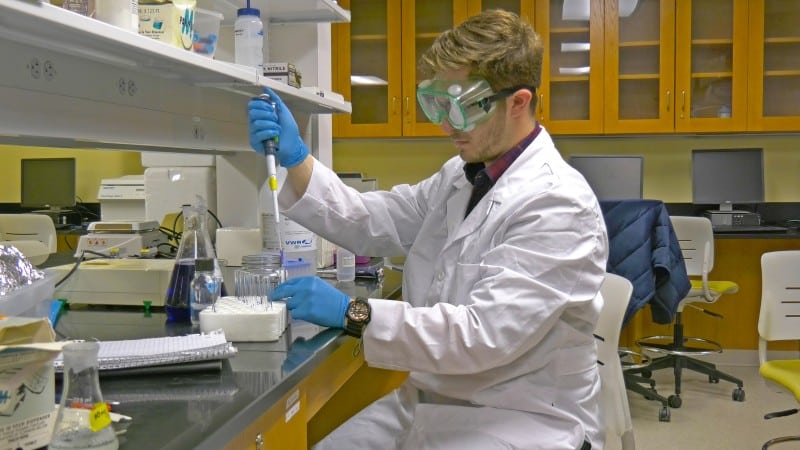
[256,93,282,234]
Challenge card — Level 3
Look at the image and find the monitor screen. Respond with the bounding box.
[691,148,764,212]
[568,155,644,200]
[20,158,77,211]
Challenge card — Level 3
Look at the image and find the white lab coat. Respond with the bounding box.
[280,127,609,449]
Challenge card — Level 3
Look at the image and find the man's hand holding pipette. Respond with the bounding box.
[247,88,309,168]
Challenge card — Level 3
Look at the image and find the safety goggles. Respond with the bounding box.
[416,79,534,131]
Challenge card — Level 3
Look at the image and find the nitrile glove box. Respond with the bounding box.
[0,317,63,450]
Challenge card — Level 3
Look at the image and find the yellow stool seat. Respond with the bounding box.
[688,279,739,297]
[760,360,800,403]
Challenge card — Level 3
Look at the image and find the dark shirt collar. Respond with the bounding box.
[463,123,541,187]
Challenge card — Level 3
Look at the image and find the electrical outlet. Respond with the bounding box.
[43,60,56,81]
[127,79,137,96]
[118,77,127,95]
[28,57,41,79]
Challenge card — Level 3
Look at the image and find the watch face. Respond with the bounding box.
[347,300,370,322]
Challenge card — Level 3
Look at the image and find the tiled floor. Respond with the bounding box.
[605,364,799,450]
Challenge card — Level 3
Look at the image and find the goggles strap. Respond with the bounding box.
[474,85,537,112]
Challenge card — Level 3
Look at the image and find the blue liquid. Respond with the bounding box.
[165,262,194,323]
[165,261,227,323]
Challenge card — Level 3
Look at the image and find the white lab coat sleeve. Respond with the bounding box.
[278,158,448,257]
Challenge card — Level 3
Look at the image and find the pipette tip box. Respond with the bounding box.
[199,297,287,342]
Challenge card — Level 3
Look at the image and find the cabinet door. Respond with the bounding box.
[674,0,748,132]
[604,0,675,133]
[467,0,534,22]
[401,0,470,137]
[333,0,402,138]
[534,0,604,134]
[748,0,800,131]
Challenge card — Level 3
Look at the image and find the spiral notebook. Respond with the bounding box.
[53,332,238,372]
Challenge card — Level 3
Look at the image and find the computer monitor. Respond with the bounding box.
[20,158,77,213]
[691,148,764,212]
[568,155,644,200]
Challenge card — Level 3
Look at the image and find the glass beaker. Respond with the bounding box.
[165,203,224,322]
[50,342,119,450]
[235,252,284,306]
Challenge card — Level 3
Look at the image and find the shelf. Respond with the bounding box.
[764,37,800,44]
[0,0,351,153]
[764,70,800,77]
[551,76,590,82]
[351,34,389,41]
[202,0,350,25]
[619,40,660,48]
[619,74,660,80]
[690,72,733,79]
[691,38,733,45]
[550,27,590,34]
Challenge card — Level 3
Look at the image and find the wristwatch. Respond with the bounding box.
[344,297,371,338]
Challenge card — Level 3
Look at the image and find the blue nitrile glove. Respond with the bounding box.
[247,87,310,168]
[270,276,350,328]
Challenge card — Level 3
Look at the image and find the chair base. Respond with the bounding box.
[763,436,800,449]
[623,372,671,422]
[628,352,745,407]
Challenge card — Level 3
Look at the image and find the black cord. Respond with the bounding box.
[54,250,115,288]
[208,209,223,228]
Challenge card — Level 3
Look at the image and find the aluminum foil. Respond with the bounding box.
[0,244,45,296]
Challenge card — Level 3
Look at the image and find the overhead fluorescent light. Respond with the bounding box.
[350,75,388,86]
[561,42,591,52]
[559,66,591,75]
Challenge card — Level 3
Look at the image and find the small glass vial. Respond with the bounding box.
[336,247,356,282]
[50,342,119,450]
[191,258,222,326]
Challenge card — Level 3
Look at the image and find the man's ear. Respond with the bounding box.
[508,89,533,118]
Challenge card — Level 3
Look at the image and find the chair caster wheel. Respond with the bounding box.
[668,394,682,408]
[659,406,671,422]
[709,375,720,384]
[641,369,652,379]
[733,388,745,402]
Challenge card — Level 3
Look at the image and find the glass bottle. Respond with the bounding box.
[50,342,119,450]
[190,257,222,326]
[165,203,224,322]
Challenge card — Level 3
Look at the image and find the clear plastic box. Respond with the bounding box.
[0,273,57,318]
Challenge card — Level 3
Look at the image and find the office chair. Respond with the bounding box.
[596,273,636,449]
[0,214,57,266]
[631,216,744,408]
[758,251,800,450]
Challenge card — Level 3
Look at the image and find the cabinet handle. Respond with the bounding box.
[666,90,671,112]
[538,94,544,121]
[680,89,686,119]
[405,97,410,116]
[392,96,397,115]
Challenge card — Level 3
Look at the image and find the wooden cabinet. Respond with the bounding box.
[333,1,535,138]
[748,0,800,131]
[535,0,605,134]
[333,0,469,138]
[604,0,748,134]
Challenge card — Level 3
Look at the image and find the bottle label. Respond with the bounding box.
[90,402,113,432]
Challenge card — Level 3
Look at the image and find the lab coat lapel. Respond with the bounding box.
[451,190,498,243]
[445,177,471,238]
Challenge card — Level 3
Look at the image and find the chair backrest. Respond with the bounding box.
[596,273,635,449]
[0,214,57,265]
[758,251,800,365]
[669,216,714,277]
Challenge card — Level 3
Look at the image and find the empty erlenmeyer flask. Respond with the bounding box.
[50,341,119,450]
[165,202,224,322]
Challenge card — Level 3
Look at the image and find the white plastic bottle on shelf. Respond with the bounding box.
[336,247,356,282]
[234,3,264,72]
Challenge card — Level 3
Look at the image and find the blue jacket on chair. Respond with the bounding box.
[600,200,691,325]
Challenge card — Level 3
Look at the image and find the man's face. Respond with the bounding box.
[435,69,509,166]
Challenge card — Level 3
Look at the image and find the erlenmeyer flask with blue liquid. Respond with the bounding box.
[165,201,225,322]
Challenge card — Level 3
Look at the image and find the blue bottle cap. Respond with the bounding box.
[237,7,260,17]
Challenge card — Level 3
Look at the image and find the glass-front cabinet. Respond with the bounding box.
[748,0,800,131]
[534,0,605,134]
[674,0,748,132]
[604,0,674,133]
[333,0,469,138]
